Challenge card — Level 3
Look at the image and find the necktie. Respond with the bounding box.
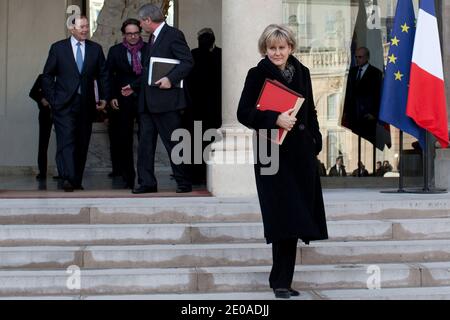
[149,34,155,49]
[76,42,84,73]
[356,67,362,81]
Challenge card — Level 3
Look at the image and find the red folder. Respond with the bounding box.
[256,79,305,145]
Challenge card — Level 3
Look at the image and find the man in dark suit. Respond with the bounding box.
[123,4,194,194]
[342,47,383,147]
[106,18,145,189]
[328,156,347,177]
[41,15,110,192]
[29,74,62,182]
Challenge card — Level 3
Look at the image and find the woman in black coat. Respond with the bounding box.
[237,24,328,299]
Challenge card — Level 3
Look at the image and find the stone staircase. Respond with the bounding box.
[1,190,450,300]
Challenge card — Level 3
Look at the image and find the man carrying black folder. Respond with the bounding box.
[123,4,193,194]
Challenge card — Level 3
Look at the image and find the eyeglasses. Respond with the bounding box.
[355,55,365,58]
[125,32,141,37]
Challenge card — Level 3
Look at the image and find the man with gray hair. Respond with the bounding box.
[123,3,194,194]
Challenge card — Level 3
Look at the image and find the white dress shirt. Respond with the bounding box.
[152,22,166,42]
[70,36,86,62]
[357,63,369,79]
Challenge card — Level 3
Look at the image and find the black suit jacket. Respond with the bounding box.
[41,38,110,115]
[29,74,45,109]
[107,43,145,100]
[342,64,382,144]
[136,24,194,114]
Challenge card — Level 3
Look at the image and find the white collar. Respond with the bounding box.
[359,63,369,71]
[153,22,166,40]
[71,36,85,46]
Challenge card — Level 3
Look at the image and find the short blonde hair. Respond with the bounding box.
[258,24,296,56]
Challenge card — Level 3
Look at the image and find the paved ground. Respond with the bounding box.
[0,170,209,198]
[0,170,430,199]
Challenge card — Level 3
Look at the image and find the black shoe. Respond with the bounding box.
[74,185,84,191]
[273,289,291,299]
[36,174,46,181]
[289,288,300,297]
[176,185,192,193]
[132,186,158,194]
[63,180,75,192]
[53,175,63,180]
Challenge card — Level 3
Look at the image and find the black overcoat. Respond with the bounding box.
[237,56,328,244]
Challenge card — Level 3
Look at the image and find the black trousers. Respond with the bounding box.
[137,109,191,188]
[108,96,138,184]
[37,107,53,176]
[52,94,92,187]
[269,238,298,289]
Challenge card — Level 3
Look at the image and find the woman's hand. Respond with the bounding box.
[121,85,134,97]
[276,108,297,131]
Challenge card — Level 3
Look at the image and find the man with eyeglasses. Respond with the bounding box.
[342,47,383,148]
[106,19,145,189]
[41,15,110,192]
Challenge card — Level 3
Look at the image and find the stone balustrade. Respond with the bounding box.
[295,50,349,74]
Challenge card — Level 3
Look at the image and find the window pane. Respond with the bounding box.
[327,94,339,121]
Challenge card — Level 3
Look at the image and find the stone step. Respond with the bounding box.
[80,286,450,300]
[0,198,260,225]
[3,218,450,246]
[315,286,450,300]
[0,195,449,224]
[4,240,450,269]
[0,244,272,269]
[302,239,450,264]
[0,262,440,296]
[5,286,450,300]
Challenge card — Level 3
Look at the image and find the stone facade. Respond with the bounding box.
[0,0,448,194]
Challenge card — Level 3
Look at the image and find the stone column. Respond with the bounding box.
[0,0,7,118]
[207,0,282,197]
[435,0,450,190]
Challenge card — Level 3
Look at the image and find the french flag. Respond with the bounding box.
[406,0,449,148]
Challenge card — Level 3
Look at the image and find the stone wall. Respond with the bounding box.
[0,0,67,174]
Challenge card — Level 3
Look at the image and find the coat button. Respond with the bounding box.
[298,124,305,130]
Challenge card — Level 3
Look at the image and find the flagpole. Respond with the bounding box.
[423,131,430,192]
[372,144,376,178]
[358,136,362,177]
[398,131,405,192]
